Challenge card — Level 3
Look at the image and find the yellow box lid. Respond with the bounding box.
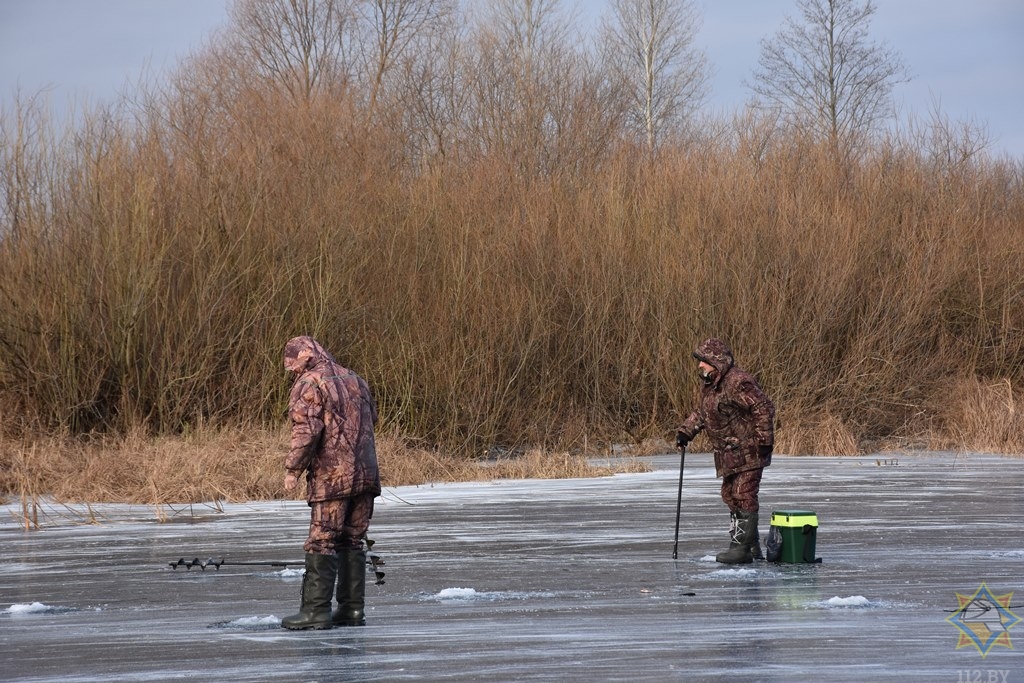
[770,510,819,527]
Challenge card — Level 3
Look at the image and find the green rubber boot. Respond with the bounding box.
[281,553,338,630]
[332,547,367,626]
[716,510,758,565]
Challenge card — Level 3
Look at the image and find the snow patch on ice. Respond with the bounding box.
[230,615,281,627]
[426,587,557,602]
[699,555,717,562]
[436,587,479,600]
[804,595,880,609]
[826,595,870,607]
[4,602,98,616]
[7,601,50,614]
[210,615,282,630]
[276,568,302,578]
[709,568,759,578]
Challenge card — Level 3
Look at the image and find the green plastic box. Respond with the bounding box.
[769,510,820,563]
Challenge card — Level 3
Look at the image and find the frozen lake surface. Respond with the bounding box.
[3,452,1023,682]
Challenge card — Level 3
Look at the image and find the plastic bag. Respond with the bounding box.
[766,525,783,563]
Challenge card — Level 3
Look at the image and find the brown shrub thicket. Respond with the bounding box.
[1,1,1023,504]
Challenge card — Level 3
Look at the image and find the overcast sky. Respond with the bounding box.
[1,0,1022,157]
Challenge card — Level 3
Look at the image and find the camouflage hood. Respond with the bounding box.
[284,335,336,375]
[692,337,734,384]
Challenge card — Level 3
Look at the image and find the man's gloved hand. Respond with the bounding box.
[758,444,773,459]
[675,431,689,450]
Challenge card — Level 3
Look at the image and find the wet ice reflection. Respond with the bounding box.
[3,452,1023,681]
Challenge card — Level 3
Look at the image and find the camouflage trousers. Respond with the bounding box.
[304,492,375,555]
[720,467,764,513]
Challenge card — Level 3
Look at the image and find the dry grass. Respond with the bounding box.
[925,377,1024,454]
[380,440,650,486]
[774,411,860,457]
[0,427,283,505]
[0,427,653,514]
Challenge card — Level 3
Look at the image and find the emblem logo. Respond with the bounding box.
[946,582,1020,658]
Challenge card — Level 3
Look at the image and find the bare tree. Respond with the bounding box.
[354,0,455,114]
[229,0,355,104]
[916,97,992,173]
[598,0,709,155]
[389,13,468,168]
[463,0,578,174]
[748,0,909,154]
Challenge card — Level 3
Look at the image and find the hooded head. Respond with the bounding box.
[692,337,734,384]
[283,335,335,375]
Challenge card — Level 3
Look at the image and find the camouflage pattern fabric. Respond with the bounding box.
[677,337,776,478]
[721,468,764,513]
[284,336,382,503]
[304,494,375,554]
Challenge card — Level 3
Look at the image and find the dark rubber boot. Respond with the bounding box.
[750,524,764,560]
[332,547,367,626]
[716,510,758,565]
[722,509,755,556]
[281,553,338,630]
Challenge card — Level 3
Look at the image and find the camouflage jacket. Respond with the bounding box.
[677,338,775,478]
[284,336,381,503]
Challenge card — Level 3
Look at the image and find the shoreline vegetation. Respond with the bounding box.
[1,429,657,527]
[3,386,1024,513]
[3,427,1023,531]
[3,3,1024,515]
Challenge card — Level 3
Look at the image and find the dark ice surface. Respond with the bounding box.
[3,452,1023,682]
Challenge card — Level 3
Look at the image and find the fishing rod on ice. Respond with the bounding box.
[168,540,386,585]
[168,555,386,585]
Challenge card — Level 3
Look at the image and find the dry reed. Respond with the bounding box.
[2,7,1024,509]
[0,428,651,510]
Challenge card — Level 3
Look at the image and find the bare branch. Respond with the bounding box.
[748,0,910,155]
[229,0,355,103]
[598,0,709,154]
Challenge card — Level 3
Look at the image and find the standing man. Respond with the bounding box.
[281,335,381,630]
[675,338,775,565]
